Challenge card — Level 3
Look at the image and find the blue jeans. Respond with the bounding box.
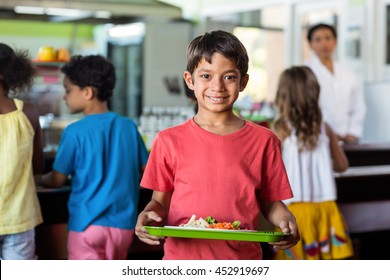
[0,229,37,260]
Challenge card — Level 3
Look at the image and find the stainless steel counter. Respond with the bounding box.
[335,164,390,177]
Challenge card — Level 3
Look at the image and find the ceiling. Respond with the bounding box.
[0,0,183,24]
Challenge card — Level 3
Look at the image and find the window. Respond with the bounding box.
[206,5,286,102]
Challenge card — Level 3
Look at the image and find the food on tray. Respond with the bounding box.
[208,221,241,230]
[179,214,241,230]
[179,214,210,228]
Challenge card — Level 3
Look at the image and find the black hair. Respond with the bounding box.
[0,43,36,96]
[307,23,337,42]
[186,30,249,78]
[61,55,116,101]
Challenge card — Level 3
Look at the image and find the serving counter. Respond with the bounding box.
[335,143,390,259]
[35,186,70,260]
[35,185,163,260]
[343,143,390,166]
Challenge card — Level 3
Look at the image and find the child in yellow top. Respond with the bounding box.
[0,43,44,259]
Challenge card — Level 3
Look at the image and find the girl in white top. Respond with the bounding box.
[272,66,354,260]
[305,23,366,144]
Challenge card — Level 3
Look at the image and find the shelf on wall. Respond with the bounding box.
[33,60,67,67]
[33,61,65,85]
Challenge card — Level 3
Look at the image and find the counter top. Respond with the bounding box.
[343,142,390,151]
[36,185,71,193]
[335,165,390,178]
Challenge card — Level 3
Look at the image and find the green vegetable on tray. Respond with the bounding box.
[204,216,241,230]
[205,216,216,224]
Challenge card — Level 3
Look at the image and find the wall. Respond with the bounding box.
[143,21,193,108]
[362,82,390,143]
[0,20,97,59]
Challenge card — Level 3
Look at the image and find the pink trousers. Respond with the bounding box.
[67,225,134,260]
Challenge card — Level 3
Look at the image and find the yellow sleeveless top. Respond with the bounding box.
[0,99,43,234]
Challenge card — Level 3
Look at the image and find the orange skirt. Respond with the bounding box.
[273,201,354,260]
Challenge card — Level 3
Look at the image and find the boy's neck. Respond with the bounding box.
[83,101,109,115]
[193,111,245,136]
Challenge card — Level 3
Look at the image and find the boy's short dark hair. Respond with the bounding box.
[307,23,337,43]
[61,55,115,101]
[186,30,249,78]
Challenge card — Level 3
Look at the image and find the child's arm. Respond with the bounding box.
[135,190,172,245]
[325,123,349,172]
[23,102,44,174]
[261,200,300,250]
[340,134,358,144]
[35,170,68,188]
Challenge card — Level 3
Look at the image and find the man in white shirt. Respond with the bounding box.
[305,23,366,144]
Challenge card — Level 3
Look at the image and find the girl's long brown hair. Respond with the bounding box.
[273,66,322,150]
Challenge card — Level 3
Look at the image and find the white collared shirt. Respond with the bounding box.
[306,55,366,138]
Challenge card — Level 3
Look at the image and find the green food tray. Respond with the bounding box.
[144,226,286,242]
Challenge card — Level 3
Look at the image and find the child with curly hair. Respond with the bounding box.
[36,55,149,260]
[0,43,44,259]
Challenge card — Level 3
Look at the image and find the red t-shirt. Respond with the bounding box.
[141,118,293,259]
